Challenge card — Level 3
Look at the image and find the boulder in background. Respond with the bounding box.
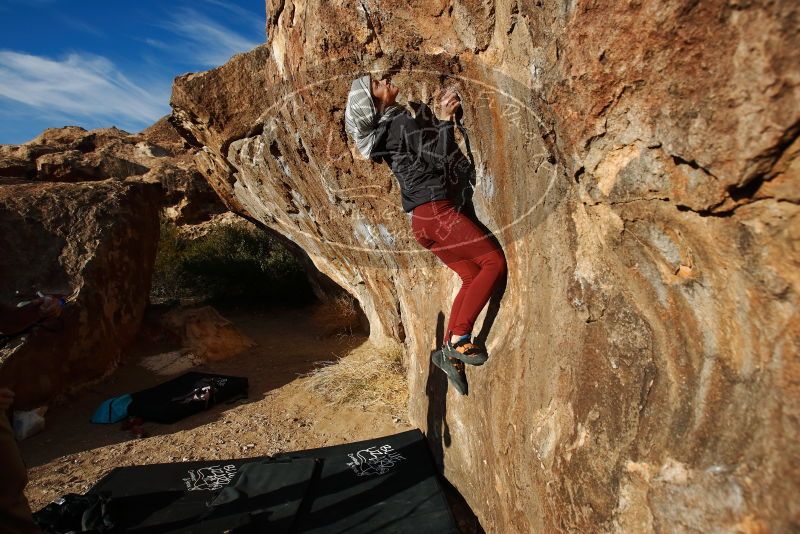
[0,180,161,408]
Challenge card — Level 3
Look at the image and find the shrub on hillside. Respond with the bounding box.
[151,220,313,306]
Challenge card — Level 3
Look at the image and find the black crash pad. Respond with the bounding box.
[127,372,248,424]
[85,429,458,533]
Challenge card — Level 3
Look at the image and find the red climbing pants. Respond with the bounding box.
[411,199,506,338]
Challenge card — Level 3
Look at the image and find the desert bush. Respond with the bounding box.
[306,289,366,338]
[302,343,408,420]
[151,220,314,306]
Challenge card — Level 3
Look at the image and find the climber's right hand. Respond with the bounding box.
[438,88,461,122]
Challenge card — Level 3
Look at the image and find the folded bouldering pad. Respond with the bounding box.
[72,429,458,533]
[127,372,248,424]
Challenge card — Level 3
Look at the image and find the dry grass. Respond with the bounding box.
[302,343,408,421]
[309,292,363,337]
[332,292,359,320]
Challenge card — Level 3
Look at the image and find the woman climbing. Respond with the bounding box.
[344,74,506,395]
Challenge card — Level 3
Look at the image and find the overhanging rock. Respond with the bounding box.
[170,1,800,531]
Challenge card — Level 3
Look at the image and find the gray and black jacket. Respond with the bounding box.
[371,103,457,213]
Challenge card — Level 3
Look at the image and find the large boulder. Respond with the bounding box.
[161,305,256,361]
[170,0,799,531]
[0,180,161,407]
[0,120,225,225]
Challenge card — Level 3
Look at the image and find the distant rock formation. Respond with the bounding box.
[169,0,799,531]
[0,118,225,224]
[0,180,160,407]
[161,305,256,362]
[0,117,230,406]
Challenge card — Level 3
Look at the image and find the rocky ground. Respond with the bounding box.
[21,303,410,511]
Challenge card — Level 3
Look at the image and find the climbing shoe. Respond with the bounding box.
[432,349,468,395]
[443,338,488,366]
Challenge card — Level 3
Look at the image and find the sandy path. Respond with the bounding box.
[22,303,412,511]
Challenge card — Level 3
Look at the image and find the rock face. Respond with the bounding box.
[161,306,256,361]
[141,117,228,224]
[0,120,225,224]
[0,181,160,408]
[0,120,227,405]
[170,0,799,531]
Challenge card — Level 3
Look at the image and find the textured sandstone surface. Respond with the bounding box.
[0,119,224,224]
[161,305,257,361]
[170,0,799,531]
[0,181,160,408]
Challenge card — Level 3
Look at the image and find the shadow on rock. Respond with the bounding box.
[425,311,450,471]
[424,312,485,533]
[442,110,509,350]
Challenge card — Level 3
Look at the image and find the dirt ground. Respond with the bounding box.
[21,303,413,511]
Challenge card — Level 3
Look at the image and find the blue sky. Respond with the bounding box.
[0,0,265,144]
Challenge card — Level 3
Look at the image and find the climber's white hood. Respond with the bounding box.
[344,75,402,159]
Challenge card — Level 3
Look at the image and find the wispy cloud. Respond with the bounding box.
[200,0,265,34]
[0,1,264,142]
[0,50,169,131]
[143,37,169,49]
[58,14,106,38]
[157,7,262,66]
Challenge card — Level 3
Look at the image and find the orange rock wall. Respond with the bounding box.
[171,1,799,531]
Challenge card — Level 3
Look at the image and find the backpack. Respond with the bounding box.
[90,394,133,424]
